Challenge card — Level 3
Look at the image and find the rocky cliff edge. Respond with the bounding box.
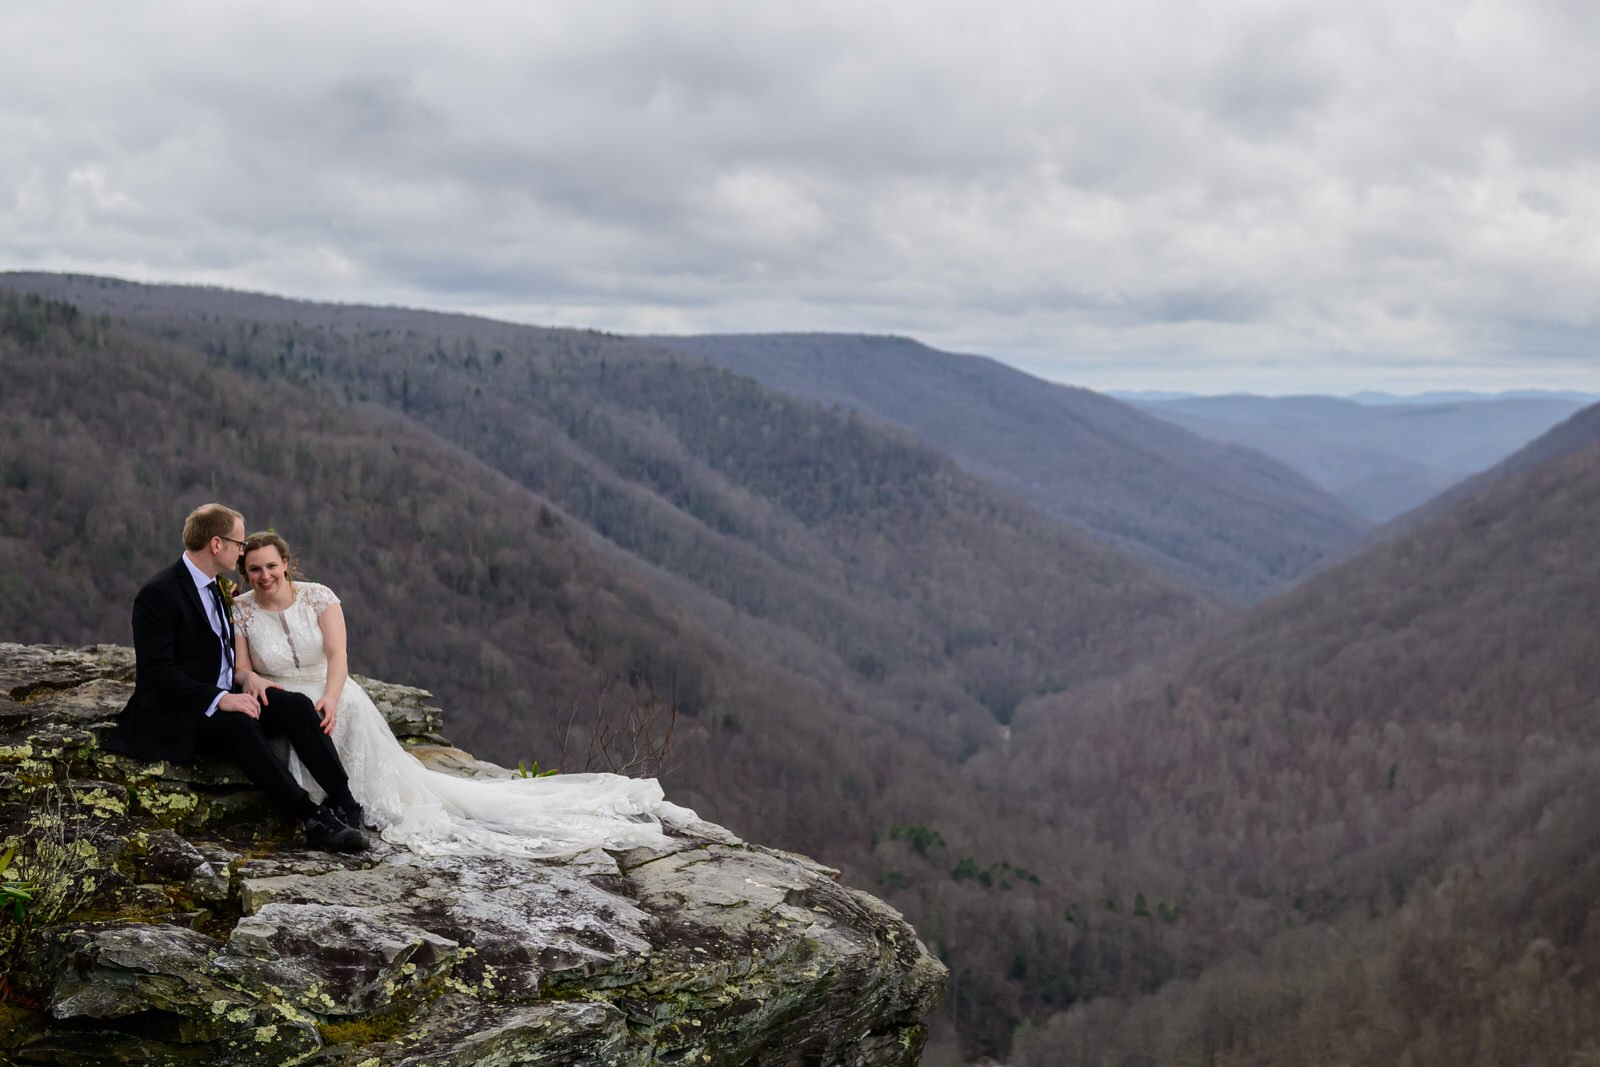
[0,643,945,1065]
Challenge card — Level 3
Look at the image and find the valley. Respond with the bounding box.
[2,273,1596,1063]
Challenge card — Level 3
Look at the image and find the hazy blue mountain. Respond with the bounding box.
[1346,389,1600,405]
[650,333,1368,602]
[1105,389,1199,402]
[1133,393,1586,520]
[1374,399,1600,539]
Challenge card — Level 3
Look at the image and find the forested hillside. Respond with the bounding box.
[652,332,1369,600]
[13,273,1582,1064]
[0,275,1209,726]
[1005,432,1600,1064]
[0,277,1216,1058]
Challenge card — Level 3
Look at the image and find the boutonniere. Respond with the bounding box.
[218,576,238,612]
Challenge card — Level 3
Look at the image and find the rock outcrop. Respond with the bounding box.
[0,644,945,1065]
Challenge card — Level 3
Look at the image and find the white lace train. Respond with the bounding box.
[234,583,695,857]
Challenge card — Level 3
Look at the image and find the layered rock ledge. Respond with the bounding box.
[0,643,945,1065]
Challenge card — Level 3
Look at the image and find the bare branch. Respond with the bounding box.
[554,674,681,778]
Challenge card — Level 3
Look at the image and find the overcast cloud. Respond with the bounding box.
[4,0,1599,392]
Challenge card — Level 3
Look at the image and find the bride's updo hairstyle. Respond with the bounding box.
[241,530,301,587]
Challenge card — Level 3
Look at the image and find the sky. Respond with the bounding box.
[4,1,1599,394]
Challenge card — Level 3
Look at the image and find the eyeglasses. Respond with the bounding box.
[218,536,248,550]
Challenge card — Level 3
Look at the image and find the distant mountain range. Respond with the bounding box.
[1130,392,1587,520]
[651,333,1369,601]
[1113,388,1600,405]
[1377,398,1600,537]
[1347,388,1600,405]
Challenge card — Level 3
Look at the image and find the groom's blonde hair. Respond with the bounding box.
[182,503,243,551]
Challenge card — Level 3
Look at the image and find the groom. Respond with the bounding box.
[104,503,368,852]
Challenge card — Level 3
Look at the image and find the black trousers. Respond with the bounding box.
[195,688,354,819]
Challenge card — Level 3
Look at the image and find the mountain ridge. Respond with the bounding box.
[649,331,1369,601]
[1131,392,1587,520]
[1373,399,1600,538]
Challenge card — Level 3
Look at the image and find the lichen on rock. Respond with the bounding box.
[0,643,945,1065]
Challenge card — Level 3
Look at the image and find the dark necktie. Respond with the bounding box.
[207,580,236,678]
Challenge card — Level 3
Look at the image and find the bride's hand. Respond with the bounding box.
[314,694,339,735]
[240,672,273,705]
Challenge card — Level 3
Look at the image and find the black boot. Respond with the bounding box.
[335,799,369,830]
[305,803,369,852]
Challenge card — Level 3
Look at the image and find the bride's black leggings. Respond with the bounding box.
[195,688,355,819]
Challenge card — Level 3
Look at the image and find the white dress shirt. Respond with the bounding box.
[181,555,233,717]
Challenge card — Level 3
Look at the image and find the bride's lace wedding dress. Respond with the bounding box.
[232,582,695,857]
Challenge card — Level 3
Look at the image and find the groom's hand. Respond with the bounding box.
[218,692,261,719]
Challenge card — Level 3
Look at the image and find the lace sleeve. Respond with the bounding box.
[231,593,256,633]
[300,582,342,618]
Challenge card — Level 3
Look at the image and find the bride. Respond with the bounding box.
[230,531,694,857]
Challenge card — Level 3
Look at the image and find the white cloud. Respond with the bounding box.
[3,0,1599,392]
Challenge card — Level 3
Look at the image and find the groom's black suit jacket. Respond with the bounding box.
[104,560,232,762]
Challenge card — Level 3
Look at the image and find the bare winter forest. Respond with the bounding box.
[4,274,1600,1064]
